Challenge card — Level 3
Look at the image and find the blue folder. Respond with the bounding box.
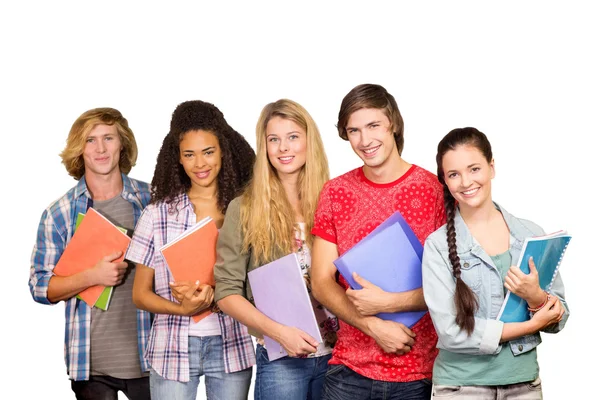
[333,211,426,327]
[497,232,571,323]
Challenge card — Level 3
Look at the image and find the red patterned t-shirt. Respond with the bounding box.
[312,165,446,382]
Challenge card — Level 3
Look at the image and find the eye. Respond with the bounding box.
[289,134,299,140]
[268,137,279,142]
[105,136,113,141]
[183,153,193,158]
[471,167,480,172]
[448,172,458,179]
[204,150,214,156]
[347,128,358,134]
[369,124,380,129]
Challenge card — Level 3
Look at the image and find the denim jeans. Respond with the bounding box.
[71,375,150,400]
[321,364,432,400]
[149,335,252,400]
[432,377,543,399]
[254,344,332,400]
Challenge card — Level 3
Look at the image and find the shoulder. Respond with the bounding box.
[425,223,450,251]
[125,176,151,195]
[498,204,545,237]
[225,195,243,219]
[409,165,442,189]
[325,167,362,188]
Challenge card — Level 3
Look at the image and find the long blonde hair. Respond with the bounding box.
[241,99,329,264]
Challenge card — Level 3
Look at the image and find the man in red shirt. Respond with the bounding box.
[312,84,446,399]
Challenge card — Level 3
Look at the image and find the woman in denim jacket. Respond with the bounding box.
[422,127,569,399]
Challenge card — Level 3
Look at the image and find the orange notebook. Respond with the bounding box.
[159,216,219,323]
[54,207,131,307]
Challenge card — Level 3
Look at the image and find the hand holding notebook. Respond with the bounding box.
[497,230,571,323]
[333,211,427,327]
[159,216,219,322]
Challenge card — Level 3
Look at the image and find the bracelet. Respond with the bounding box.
[527,293,550,313]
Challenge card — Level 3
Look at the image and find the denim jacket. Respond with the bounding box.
[422,202,569,357]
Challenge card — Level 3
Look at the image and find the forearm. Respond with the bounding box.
[312,275,374,335]
[217,294,284,339]
[132,286,188,316]
[47,270,98,303]
[384,288,428,313]
[500,320,540,342]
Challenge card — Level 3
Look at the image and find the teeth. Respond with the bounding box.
[279,156,293,161]
[364,147,378,154]
[463,188,478,195]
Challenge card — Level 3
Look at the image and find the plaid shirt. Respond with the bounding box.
[29,174,152,381]
[125,192,255,382]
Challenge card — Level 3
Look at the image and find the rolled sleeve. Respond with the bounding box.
[214,197,250,303]
[29,209,63,305]
[423,236,502,355]
[125,207,156,268]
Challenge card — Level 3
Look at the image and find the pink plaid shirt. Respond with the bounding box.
[126,193,255,382]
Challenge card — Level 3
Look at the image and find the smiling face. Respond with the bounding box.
[345,108,397,169]
[179,129,222,190]
[265,116,307,179]
[442,144,495,210]
[82,123,122,179]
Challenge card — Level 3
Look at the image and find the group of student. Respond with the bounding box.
[29,83,569,400]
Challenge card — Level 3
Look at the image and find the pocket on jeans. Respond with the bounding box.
[325,364,346,377]
[432,384,463,397]
[527,377,542,391]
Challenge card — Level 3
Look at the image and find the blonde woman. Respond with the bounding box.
[215,99,338,400]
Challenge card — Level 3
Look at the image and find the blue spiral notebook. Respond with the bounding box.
[333,211,426,327]
[497,230,572,323]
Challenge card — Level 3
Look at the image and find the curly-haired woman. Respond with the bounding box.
[214,99,338,400]
[125,100,256,400]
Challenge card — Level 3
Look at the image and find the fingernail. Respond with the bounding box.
[195,280,200,285]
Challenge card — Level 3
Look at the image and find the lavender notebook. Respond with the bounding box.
[333,211,426,327]
[248,253,322,361]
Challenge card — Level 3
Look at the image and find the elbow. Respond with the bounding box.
[132,289,145,310]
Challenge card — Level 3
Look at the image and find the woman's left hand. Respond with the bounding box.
[504,257,545,304]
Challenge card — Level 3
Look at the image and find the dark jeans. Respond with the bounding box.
[254,344,331,400]
[71,375,150,400]
[322,364,432,400]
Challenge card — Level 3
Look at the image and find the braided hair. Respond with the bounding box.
[435,127,493,335]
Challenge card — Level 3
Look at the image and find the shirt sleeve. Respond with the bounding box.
[434,185,447,230]
[214,197,251,302]
[125,207,156,268]
[311,182,337,244]
[422,236,503,355]
[29,208,64,305]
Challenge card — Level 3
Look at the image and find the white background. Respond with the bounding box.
[1,1,597,399]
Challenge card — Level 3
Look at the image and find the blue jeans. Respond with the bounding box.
[322,364,432,400]
[254,344,332,400]
[149,335,252,400]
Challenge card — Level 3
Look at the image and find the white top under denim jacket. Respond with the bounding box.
[422,202,569,357]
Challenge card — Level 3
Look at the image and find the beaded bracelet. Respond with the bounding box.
[527,293,550,312]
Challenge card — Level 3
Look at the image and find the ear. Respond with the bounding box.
[490,158,496,179]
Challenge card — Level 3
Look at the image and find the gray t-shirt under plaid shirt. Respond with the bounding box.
[90,195,145,379]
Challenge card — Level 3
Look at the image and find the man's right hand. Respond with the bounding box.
[367,317,416,355]
[91,251,129,286]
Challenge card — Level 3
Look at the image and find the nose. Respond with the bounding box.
[96,140,106,153]
[278,138,289,153]
[460,174,473,188]
[195,154,207,169]
[359,131,372,148]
